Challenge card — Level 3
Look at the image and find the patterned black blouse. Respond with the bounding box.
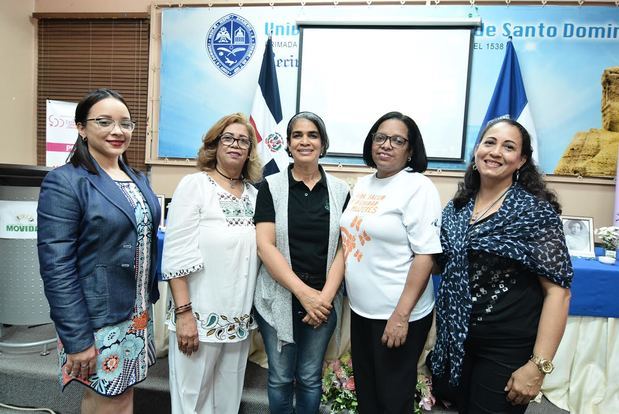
[431,184,573,386]
[467,249,543,340]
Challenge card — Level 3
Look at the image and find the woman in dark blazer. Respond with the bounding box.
[37,89,160,413]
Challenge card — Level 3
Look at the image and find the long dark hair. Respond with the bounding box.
[362,111,428,173]
[69,88,135,174]
[453,118,561,213]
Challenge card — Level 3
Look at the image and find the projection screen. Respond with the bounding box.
[297,24,475,161]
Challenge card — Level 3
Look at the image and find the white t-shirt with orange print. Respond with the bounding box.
[340,169,442,321]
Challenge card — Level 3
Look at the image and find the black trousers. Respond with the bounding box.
[431,334,534,414]
[350,310,433,414]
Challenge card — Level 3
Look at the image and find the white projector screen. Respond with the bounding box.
[297,26,473,161]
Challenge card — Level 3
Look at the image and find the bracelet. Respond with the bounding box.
[175,307,192,315]
[174,302,192,315]
[174,301,192,311]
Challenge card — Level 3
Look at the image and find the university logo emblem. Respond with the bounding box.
[206,14,256,77]
[265,132,284,152]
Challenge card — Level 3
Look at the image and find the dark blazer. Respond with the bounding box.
[37,160,161,354]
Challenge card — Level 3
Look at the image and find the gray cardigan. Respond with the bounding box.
[253,167,349,348]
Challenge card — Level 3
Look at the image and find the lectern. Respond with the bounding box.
[0,164,54,353]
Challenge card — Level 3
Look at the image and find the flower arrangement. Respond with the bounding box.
[415,374,436,413]
[321,352,435,413]
[594,226,619,250]
[322,352,357,413]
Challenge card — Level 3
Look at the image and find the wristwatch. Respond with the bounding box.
[530,354,554,374]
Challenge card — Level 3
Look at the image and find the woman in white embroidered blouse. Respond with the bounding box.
[161,113,262,414]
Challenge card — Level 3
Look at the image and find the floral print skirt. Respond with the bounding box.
[58,306,155,396]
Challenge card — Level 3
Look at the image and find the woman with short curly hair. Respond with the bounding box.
[163,113,262,414]
[196,112,262,183]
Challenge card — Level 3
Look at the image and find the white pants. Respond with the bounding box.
[168,333,251,414]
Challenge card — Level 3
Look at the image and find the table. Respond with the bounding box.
[567,257,619,317]
[541,257,619,414]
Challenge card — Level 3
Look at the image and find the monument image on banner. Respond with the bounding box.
[554,66,619,177]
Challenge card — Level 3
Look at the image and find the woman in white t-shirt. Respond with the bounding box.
[340,111,442,413]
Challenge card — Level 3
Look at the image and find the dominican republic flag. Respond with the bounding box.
[250,37,288,177]
[477,39,539,164]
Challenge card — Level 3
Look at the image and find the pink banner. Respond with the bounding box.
[46,142,74,152]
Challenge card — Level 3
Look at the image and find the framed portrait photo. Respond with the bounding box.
[561,216,595,258]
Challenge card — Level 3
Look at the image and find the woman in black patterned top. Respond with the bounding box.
[430,119,573,414]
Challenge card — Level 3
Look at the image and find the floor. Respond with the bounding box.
[0,324,569,414]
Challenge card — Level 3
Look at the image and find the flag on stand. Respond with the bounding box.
[250,37,289,177]
[477,39,539,164]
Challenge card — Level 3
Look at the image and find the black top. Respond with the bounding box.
[255,165,331,276]
[467,249,543,340]
[465,214,544,340]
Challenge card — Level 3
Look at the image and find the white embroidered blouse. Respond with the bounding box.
[162,172,258,342]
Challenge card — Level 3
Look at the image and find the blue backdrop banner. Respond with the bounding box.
[159,5,619,174]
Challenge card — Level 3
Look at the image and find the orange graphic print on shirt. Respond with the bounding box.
[341,226,357,262]
[342,191,385,263]
[350,192,385,214]
[342,216,373,262]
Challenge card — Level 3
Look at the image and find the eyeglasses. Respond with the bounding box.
[219,133,251,150]
[372,132,408,148]
[86,117,136,132]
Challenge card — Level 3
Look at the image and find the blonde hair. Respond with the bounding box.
[196,113,262,183]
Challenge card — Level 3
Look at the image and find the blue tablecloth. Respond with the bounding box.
[433,256,619,319]
[568,257,619,318]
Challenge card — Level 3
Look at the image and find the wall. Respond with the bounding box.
[0,0,613,230]
[150,164,616,230]
[0,0,36,165]
[34,0,151,13]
